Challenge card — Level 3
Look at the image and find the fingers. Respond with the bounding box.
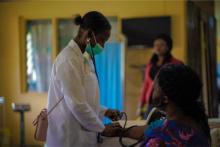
[101,123,123,137]
[107,109,121,121]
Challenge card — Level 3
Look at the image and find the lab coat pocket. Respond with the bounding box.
[80,129,97,145]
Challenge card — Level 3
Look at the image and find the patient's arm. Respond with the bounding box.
[121,108,165,140]
[101,122,122,137]
[124,125,148,140]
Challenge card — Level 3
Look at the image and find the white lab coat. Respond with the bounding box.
[46,40,107,147]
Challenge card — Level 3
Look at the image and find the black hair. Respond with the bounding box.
[157,64,211,141]
[155,33,173,50]
[150,34,173,66]
[74,11,111,34]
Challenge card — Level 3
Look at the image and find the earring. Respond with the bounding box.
[86,38,90,43]
[163,96,169,104]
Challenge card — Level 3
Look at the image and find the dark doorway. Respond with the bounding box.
[187,0,218,117]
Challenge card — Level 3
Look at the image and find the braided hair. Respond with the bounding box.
[157,64,211,141]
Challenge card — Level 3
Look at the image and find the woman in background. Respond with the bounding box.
[138,34,183,118]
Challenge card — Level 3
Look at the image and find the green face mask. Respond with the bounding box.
[86,43,104,56]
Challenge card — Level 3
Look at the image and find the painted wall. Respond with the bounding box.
[0,1,186,146]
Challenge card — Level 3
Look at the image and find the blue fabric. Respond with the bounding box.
[95,42,124,113]
[145,119,165,136]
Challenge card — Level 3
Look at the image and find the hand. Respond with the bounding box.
[136,102,143,116]
[105,109,121,121]
[101,123,122,137]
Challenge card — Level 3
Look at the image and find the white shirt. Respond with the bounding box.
[46,40,106,147]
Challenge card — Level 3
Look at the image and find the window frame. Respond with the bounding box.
[19,17,57,94]
[19,16,123,95]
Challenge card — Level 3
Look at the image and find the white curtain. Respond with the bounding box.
[26,20,52,92]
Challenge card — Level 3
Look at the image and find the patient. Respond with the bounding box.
[124,64,211,147]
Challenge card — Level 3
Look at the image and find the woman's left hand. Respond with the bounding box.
[105,109,121,121]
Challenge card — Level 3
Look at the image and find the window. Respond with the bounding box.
[25,20,52,92]
[58,19,78,52]
[21,16,124,112]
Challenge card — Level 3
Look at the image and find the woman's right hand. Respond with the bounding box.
[105,109,121,121]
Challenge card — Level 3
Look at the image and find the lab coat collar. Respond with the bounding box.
[68,39,83,57]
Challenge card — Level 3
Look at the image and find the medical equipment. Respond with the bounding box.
[119,107,166,147]
[90,46,99,82]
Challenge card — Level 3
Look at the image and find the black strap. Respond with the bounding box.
[119,112,145,147]
[90,48,100,84]
[47,96,64,115]
[90,48,102,144]
[119,126,144,147]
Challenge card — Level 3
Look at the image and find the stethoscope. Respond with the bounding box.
[119,112,144,147]
[99,107,166,146]
[119,108,159,147]
[90,46,166,147]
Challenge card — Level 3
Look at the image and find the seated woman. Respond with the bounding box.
[124,64,211,147]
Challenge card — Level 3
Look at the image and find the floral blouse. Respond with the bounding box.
[143,119,210,147]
